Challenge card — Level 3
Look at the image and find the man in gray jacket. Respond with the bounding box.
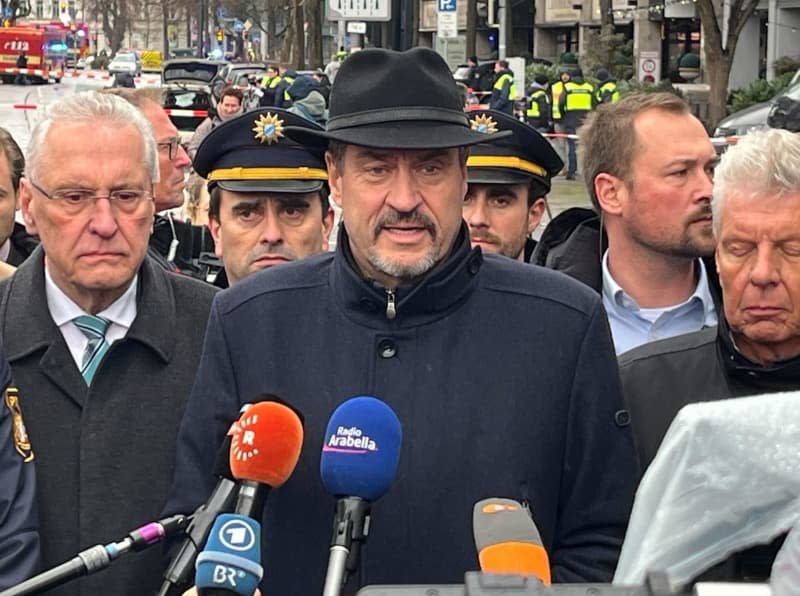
[166,48,637,595]
[1,91,217,596]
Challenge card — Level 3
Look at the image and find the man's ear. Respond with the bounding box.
[19,179,38,236]
[594,173,625,216]
[208,217,223,258]
[325,152,343,208]
[321,208,335,251]
[527,198,547,234]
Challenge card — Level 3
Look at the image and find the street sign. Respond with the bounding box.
[437,12,458,38]
[347,21,367,33]
[327,0,391,21]
[438,0,456,11]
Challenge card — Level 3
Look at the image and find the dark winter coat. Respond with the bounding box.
[618,319,799,582]
[165,225,639,594]
[7,222,39,267]
[0,248,217,596]
[619,319,800,472]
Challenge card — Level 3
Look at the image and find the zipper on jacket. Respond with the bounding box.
[385,289,397,320]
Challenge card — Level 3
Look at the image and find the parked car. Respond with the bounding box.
[211,62,268,99]
[170,48,195,59]
[108,52,142,77]
[714,69,800,138]
[161,59,222,139]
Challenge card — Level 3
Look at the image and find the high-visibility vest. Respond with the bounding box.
[527,89,549,117]
[493,73,517,100]
[260,74,276,87]
[563,81,594,112]
[282,75,296,102]
[551,80,565,120]
[596,80,620,104]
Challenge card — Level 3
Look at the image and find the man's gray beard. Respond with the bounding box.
[367,248,439,283]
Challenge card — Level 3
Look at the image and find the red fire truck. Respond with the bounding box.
[0,24,66,83]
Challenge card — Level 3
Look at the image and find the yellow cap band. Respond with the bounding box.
[208,166,328,181]
[467,155,547,177]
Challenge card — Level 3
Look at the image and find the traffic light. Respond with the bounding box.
[216,28,224,42]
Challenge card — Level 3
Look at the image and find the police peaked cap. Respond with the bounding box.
[284,48,512,150]
[193,108,328,194]
[466,109,563,192]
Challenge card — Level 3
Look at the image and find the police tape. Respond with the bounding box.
[163,109,209,117]
[0,104,196,114]
[2,67,60,82]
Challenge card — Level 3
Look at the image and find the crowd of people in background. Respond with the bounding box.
[0,45,797,596]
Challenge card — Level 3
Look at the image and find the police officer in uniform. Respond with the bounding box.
[525,74,551,132]
[0,347,40,589]
[559,67,594,180]
[595,68,620,105]
[192,108,335,288]
[464,109,562,262]
[489,59,517,115]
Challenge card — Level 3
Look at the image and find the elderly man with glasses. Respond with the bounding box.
[0,91,217,596]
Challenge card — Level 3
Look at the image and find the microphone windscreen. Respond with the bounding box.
[473,498,551,585]
[229,401,304,487]
[195,514,263,595]
[320,396,402,502]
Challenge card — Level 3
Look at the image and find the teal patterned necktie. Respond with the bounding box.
[73,315,111,385]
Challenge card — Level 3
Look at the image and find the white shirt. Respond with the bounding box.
[601,251,717,355]
[45,268,138,370]
[0,238,10,263]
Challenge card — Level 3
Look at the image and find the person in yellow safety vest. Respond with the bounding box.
[550,68,571,123]
[558,67,594,180]
[594,68,620,105]
[273,63,297,108]
[525,74,551,132]
[259,64,280,106]
[489,59,517,115]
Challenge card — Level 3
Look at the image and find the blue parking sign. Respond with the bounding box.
[438,0,456,11]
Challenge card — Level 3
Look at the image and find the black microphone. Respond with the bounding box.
[0,515,190,596]
[158,407,251,596]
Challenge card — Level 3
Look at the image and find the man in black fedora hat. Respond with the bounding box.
[463,109,563,262]
[167,47,637,594]
[193,108,335,288]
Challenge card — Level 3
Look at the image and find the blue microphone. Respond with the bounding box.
[320,396,402,596]
[195,514,263,596]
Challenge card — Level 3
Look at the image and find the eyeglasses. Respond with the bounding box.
[156,136,182,160]
[28,179,153,216]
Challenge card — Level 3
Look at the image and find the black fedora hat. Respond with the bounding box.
[285,47,511,149]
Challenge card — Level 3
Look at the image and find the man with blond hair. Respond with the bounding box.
[534,92,720,354]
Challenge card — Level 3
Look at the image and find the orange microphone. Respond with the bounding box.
[473,497,552,585]
[228,400,304,517]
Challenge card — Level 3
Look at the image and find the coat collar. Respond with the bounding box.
[3,246,176,366]
[330,222,483,328]
[717,316,800,386]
